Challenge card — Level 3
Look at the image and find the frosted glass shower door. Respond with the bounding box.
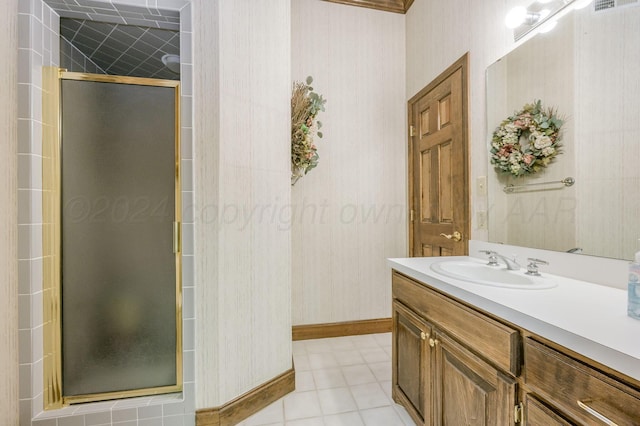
[59,75,181,402]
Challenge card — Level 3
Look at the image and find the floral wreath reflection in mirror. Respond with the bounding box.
[291,76,327,186]
[490,100,564,177]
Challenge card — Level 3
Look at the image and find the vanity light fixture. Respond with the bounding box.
[505,6,551,29]
[507,0,589,41]
[505,6,538,28]
[505,6,527,28]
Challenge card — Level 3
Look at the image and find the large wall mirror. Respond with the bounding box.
[486,3,640,261]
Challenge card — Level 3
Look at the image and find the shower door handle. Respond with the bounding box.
[173,221,181,253]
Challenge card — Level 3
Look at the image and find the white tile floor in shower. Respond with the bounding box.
[236,333,416,426]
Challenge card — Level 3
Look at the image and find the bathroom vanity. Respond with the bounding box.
[389,256,640,425]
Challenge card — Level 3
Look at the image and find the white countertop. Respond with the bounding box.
[388,256,640,382]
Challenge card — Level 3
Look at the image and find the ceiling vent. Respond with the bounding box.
[595,0,638,11]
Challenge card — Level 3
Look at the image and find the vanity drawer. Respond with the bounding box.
[524,393,575,425]
[524,337,640,426]
[392,271,520,375]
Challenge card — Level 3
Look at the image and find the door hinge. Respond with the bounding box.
[410,209,415,222]
[514,402,524,424]
[173,221,181,254]
[409,125,416,137]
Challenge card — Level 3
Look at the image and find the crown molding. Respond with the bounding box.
[322,0,414,14]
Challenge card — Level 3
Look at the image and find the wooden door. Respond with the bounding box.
[433,332,517,426]
[409,54,469,257]
[392,301,433,426]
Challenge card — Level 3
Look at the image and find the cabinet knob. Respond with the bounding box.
[429,338,438,348]
[420,331,429,341]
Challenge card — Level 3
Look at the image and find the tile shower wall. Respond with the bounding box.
[43,0,181,30]
[18,1,60,423]
[60,37,106,73]
[17,0,195,424]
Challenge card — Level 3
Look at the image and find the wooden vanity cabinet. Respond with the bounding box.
[392,271,519,425]
[392,270,640,426]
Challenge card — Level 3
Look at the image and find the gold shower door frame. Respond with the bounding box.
[42,68,183,409]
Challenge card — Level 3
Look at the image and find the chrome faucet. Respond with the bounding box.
[479,250,499,266]
[479,250,520,270]
[494,253,521,270]
[525,258,549,276]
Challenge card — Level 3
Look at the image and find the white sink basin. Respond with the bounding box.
[430,260,557,290]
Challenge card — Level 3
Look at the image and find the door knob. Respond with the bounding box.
[440,231,462,242]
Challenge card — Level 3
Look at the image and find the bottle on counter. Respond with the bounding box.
[629,239,640,320]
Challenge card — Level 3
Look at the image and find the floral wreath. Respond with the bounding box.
[291,76,326,185]
[490,100,564,177]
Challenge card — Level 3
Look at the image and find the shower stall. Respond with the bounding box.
[43,69,182,407]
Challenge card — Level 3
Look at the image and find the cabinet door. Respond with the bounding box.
[434,332,517,426]
[524,394,575,426]
[393,301,432,426]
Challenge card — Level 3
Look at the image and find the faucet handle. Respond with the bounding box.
[479,250,499,266]
[525,258,549,276]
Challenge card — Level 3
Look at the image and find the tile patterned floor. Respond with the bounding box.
[236,333,416,426]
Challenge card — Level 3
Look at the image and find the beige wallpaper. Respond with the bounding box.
[193,0,293,408]
[0,0,19,423]
[291,0,407,325]
[407,0,527,246]
[574,6,640,260]
[487,17,577,253]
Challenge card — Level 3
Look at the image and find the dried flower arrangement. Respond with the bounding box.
[291,76,326,185]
